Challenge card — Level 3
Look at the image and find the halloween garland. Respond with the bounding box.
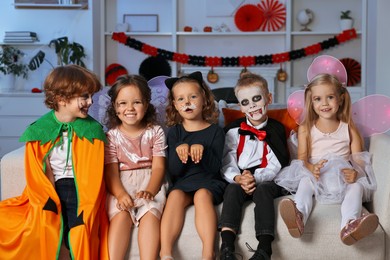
[111,29,357,67]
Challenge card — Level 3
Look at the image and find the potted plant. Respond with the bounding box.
[340,10,354,31]
[0,46,29,78]
[0,46,29,92]
[28,36,86,71]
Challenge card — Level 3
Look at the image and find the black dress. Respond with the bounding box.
[167,123,226,204]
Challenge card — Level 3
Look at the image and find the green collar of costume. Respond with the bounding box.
[20,110,107,144]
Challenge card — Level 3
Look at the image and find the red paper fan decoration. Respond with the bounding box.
[340,58,361,86]
[257,0,286,32]
[234,4,264,32]
[105,63,128,86]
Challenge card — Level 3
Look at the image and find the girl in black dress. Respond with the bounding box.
[160,71,226,260]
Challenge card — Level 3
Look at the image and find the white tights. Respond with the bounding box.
[295,177,364,229]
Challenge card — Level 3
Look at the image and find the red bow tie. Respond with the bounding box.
[239,122,266,140]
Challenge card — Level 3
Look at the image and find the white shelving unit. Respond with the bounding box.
[99,0,367,103]
[13,0,88,9]
[0,93,49,158]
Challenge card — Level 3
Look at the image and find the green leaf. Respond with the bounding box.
[28,50,45,71]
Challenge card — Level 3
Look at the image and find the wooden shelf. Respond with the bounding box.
[13,3,87,9]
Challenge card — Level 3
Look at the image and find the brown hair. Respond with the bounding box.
[165,75,218,127]
[105,74,156,129]
[43,64,102,110]
[301,73,363,156]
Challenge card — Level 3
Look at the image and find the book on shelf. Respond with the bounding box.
[3,38,39,43]
[4,31,37,37]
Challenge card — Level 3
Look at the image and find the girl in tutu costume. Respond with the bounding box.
[275,56,378,246]
[104,75,167,259]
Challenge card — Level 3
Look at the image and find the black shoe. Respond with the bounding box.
[246,243,270,260]
[220,243,242,260]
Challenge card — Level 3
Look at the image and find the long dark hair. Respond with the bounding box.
[105,74,157,129]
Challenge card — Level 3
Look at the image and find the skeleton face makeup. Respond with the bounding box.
[236,85,270,124]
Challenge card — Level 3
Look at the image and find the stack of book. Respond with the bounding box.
[3,31,39,43]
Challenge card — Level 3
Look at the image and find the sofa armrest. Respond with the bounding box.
[369,134,390,236]
[1,146,26,200]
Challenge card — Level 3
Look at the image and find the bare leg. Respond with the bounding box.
[160,190,192,258]
[138,211,161,260]
[108,211,133,260]
[194,188,216,260]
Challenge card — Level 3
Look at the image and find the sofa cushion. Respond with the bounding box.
[222,107,298,138]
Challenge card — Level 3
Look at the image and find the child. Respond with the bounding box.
[0,65,109,259]
[104,74,167,260]
[219,73,290,260]
[275,71,378,245]
[159,71,226,260]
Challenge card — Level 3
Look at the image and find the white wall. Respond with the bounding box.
[0,0,389,96]
[374,0,390,96]
[0,0,94,89]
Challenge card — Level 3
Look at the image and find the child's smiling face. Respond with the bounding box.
[236,85,272,125]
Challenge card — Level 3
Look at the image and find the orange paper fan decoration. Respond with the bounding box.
[234,4,264,32]
[257,0,286,32]
[340,58,361,86]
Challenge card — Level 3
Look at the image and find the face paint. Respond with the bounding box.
[77,94,93,115]
[237,85,269,122]
[178,103,197,111]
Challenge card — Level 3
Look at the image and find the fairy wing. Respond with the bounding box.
[352,94,390,137]
[147,75,169,132]
[89,87,110,130]
[287,91,390,137]
[287,90,305,125]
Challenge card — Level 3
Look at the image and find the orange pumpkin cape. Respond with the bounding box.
[0,111,109,259]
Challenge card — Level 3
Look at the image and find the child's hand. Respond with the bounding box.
[176,143,190,163]
[116,192,134,211]
[311,159,327,180]
[341,168,357,183]
[239,170,256,195]
[136,190,154,201]
[190,144,204,163]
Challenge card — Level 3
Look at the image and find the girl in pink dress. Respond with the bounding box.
[275,72,378,246]
[104,75,167,259]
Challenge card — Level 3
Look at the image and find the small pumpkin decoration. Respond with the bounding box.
[203,26,212,32]
[207,69,219,83]
[184,26,192,32]
[277,64,287,82]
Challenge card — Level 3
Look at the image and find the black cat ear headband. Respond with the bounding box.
[164,71,204,90]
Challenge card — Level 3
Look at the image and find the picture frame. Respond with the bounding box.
[123,14,158,32]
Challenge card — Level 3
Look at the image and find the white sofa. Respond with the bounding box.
[1,134,389,260]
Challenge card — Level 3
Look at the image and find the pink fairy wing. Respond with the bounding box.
[352,94,390,137]
[307,55,347,85]
[287,90,305,125]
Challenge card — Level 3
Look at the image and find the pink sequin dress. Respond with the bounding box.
[105,125,168,225]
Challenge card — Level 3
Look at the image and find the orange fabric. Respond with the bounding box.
[222,107,298,138]
[0,136,109,260]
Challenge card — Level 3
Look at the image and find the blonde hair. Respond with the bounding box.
[165,76,218,127]
[301,73,363,156]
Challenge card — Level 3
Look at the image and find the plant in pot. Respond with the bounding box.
[0,46,29,92]
[28,36,86,93]
[29,36,86,71]
[340,10,354,31]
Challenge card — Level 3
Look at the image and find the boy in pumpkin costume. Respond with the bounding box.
[0,65,109,259]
